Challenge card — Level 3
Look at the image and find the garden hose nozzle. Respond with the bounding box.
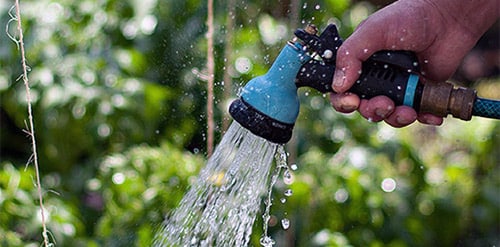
[229,41,310,144]
[229,24,500,144]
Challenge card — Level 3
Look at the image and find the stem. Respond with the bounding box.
[13,0,50,246]
[222,0,235,131]
[206,0,215,157]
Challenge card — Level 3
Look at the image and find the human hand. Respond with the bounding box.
[330,0,498,127]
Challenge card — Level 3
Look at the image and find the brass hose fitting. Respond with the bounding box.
[419,82,477,120]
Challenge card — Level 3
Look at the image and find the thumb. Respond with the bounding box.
[332,21,386,93]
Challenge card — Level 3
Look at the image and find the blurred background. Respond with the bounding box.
[0,0,498,246]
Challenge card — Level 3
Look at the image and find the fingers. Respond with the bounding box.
[417,113,443,126]
[383,106,418,127]
[360,100,418,127]
[358,96,395,122]
[358,97,444,127]
[330,94,444,128]
[330,92,360,113]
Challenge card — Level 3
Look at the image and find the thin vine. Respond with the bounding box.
[206,0,215,157]
[8,1,52,246]
[222,0,235,132]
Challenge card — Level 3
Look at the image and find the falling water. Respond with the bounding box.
[259,145,288,247]
[154,122,283,246]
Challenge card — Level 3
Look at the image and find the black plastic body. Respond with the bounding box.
[295,24,424,108]
[296,48,423,108]
[350,51,421,106]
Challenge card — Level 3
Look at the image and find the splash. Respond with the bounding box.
[154,122,279,246]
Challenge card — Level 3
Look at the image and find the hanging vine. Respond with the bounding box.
[222,0,236,131]
[7,1,52,246]
[206,0,215,157]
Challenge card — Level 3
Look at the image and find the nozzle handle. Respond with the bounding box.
[296,49,420,105]
[295,49,477,120]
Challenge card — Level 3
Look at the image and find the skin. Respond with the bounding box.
[330,0,499,127]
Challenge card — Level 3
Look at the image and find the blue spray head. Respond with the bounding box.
[229,25,342,143]
[229,42,307,143]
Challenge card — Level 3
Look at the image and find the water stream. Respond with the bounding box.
[154,122,287,246]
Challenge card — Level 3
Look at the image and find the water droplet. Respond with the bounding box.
[281,218,290,230]
[283,170,293,185]
[315,4,320,10]
[284,189,293,197]
[323,49,333,59]
[290,164,298,170]
[280,198,287,203]
[260,236,275,247]
[363,48,369,53]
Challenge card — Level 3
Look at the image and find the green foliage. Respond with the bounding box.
[1,0,499,246]
[270,117,500,246]
[0,162,87,246]
[93,143,203,246]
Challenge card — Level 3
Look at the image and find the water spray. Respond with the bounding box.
[229,24,500,144]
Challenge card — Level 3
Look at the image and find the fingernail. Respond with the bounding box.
[396,115,415,125]
[427,119,441,126]
[396,115,406,125]
[332,68,345,91]
[422,115,442,126]
[340,104,357,112]
[375,105,393,118]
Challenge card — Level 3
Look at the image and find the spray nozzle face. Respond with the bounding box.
[229,99,294,144]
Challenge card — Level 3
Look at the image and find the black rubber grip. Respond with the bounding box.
[296,50,421,106]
